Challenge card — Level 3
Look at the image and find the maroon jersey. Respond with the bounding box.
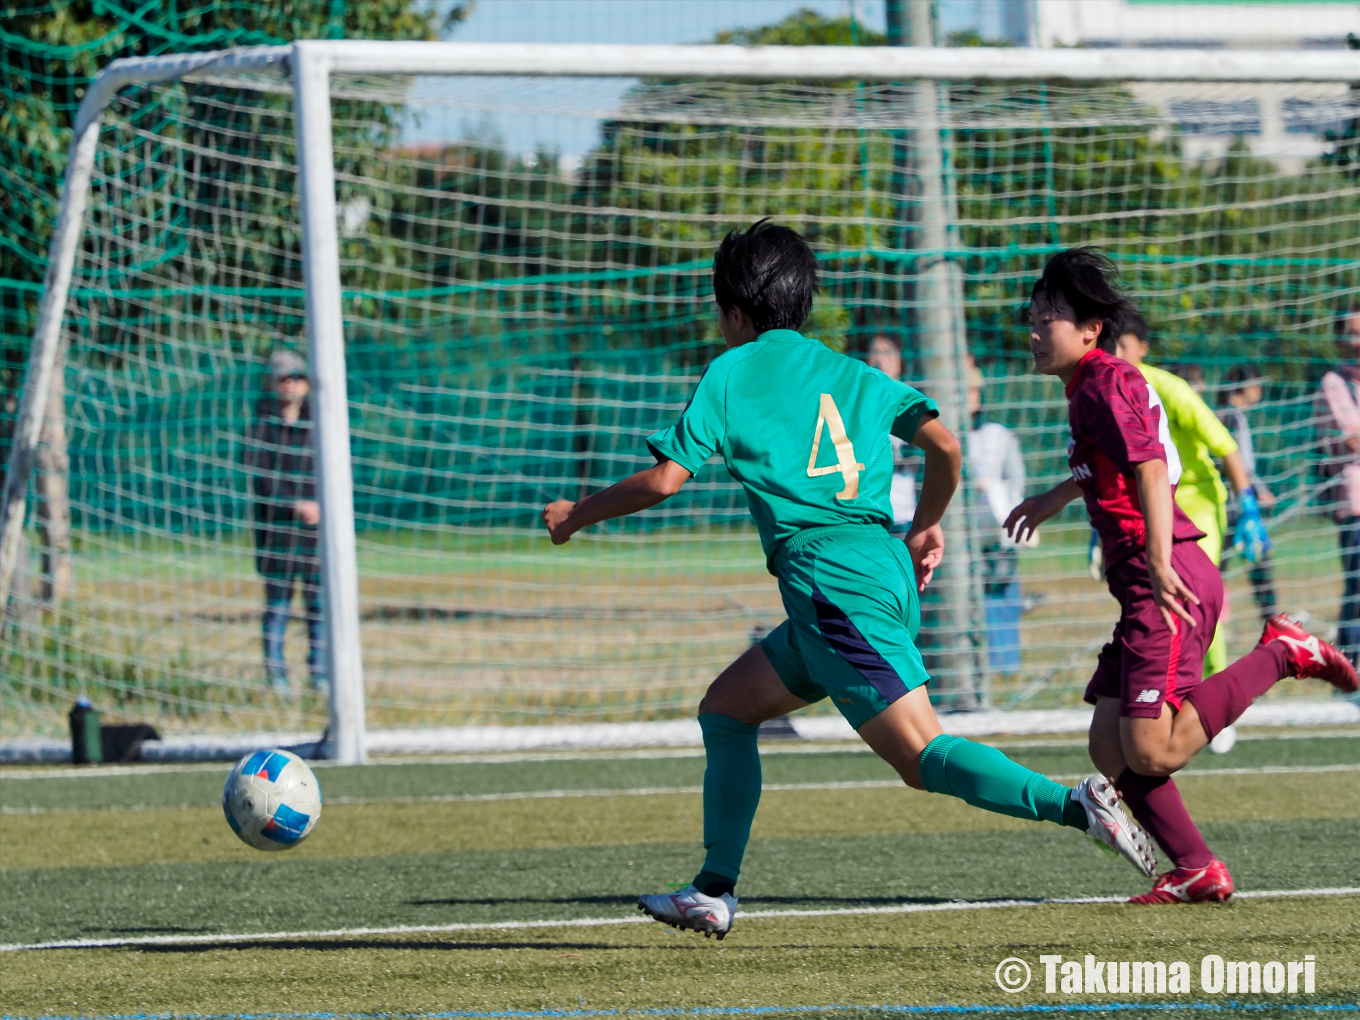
[1066,349,1204,566]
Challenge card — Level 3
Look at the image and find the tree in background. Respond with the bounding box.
[0,0,471,402]
[0,1,467,291]
[714,7,885,46]
[302,2,1360,511]
[0,0,469,600]
[4,5,1358,541]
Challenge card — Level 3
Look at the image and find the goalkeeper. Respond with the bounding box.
[1113,311,1270,676]
[541,220,1155,941]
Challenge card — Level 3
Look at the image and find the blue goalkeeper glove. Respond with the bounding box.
[1233,487,1272,564]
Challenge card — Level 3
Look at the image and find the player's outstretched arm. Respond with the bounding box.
[903,417,961,591]
[1004,478,1080,546]
[541,459,692,545]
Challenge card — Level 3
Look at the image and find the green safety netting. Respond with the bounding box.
[3,12,1360,739]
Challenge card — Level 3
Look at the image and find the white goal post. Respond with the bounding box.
[3,41,1356,764]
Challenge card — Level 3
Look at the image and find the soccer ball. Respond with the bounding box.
[223,748,322,851]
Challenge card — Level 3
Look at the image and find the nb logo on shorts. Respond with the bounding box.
[1134,689,1161,704]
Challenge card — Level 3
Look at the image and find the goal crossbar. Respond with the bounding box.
[3,40,1356,763]
[72,42,1360,94]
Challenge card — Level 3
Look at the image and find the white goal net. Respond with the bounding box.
[3,43,1358,757]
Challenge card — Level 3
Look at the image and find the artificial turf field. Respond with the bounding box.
[3,730,1360,1018]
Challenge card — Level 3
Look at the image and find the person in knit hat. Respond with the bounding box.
[243,349,325,692]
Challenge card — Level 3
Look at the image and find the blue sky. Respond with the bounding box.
[444,0,1015,45]
[404,0,1014,158]
[450,0,890,44]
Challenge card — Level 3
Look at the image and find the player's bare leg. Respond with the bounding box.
[1087,697,1127,778]
[698,642,809,724]
[1119,701,1209,776]
[855,685,942,789]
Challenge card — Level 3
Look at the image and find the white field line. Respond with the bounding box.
[0,746,834,779]
[5,763,1359,815]
[0,781,860,814]
[1156,762,1360,777]
[4,885,1358,955]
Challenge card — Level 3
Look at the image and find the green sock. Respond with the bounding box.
[918,734,1082,829]
[693,713,762,887]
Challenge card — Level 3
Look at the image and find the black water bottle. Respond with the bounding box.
[69,696,102,764]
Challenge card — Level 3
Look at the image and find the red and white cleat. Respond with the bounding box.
[637,885,737,939]
[1259,614,1358,694]
[1129,858,1234,904]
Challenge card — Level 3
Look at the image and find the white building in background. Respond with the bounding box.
[1020,1,1360,173]
[1127,79,1354,171]
[1031,0,1360,49]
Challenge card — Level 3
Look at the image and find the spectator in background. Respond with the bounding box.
[1316,308,1360,665]
[1181,362,1208,397]
[865,333,918,530]
[1219,365,1279,623]
[966,355,1030,673]
[245,350,326,693]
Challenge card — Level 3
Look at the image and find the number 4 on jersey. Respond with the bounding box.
[806,392,865,500]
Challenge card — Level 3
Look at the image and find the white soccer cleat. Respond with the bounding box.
[637,884,738,939]
[1073,775,1158,878]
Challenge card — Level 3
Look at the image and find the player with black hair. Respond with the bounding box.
[542,224,1157,939]
[710,217,819,332]
[1006,247,1356,904]
[1028,247,1131,355]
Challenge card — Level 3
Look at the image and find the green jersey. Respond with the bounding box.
[647,329,938,568]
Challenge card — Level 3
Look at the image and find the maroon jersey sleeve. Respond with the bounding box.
[1071,363,1167,472]
[1067,350,1202,568]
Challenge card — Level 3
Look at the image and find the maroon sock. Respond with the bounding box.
[1183,643,1291,741]
[1115,768,1214,871]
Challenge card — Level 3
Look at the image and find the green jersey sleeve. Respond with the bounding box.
[646,360,728,475]
[887,380,939,444]
[1142,364,1238,458]
[1179,383,1238,459]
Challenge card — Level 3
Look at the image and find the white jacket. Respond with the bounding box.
[969,421,1028,547]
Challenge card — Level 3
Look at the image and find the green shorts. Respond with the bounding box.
[760,525,932,730]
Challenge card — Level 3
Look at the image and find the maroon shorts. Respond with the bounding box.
[1084,540,1225,718]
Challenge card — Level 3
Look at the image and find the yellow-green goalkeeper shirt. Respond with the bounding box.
[1138,362,1238,513]
[647,329,938,571]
